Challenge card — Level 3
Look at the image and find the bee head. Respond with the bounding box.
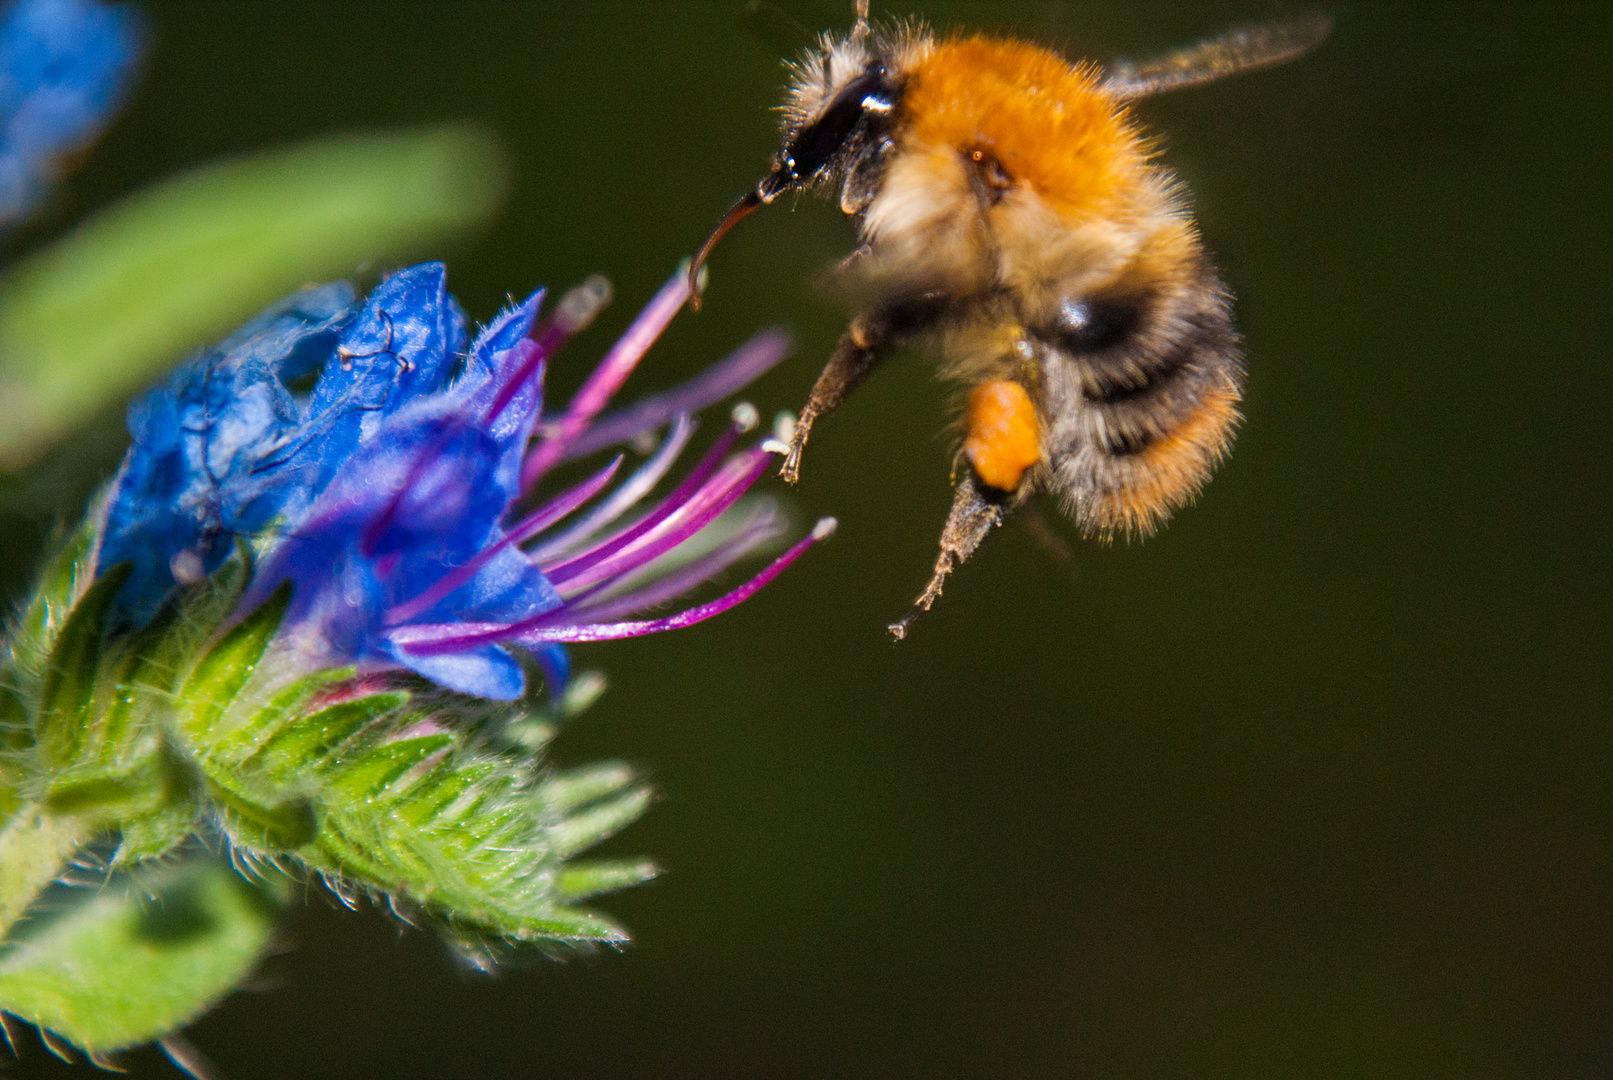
[691,13,900,303]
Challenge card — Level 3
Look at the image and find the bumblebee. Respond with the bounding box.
[691,3,1330,637]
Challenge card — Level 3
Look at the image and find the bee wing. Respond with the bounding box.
[1101,12,1332,99]
[739,0,817,55]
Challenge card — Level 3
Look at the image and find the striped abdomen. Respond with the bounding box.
[1033,257,1245,537]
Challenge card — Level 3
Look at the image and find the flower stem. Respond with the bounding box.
[0,804,89,938]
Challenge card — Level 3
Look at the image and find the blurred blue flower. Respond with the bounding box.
[96,262,833,700]
[0,0,144,224]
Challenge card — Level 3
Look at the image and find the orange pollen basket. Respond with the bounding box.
[964,379,1040,491]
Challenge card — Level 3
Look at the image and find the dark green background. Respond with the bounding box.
[4,2,1611,1077]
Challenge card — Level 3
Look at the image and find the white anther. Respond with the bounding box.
[731,401,759,432]
[772,410,798,444]
[169,549,206,585]
[555,275,613,334]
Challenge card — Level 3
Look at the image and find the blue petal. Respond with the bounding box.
[243,394,559,663]
[385,640,526,701]
[307,264,464,416]
[215,280,355,383]
[297,402,506,560]
[0,0,144,224]
[294,264,466,501]
[276,555,388,666]
[424,543,562,625]
[326,402,559,617]
[464,287,543,382]
[532,643,570,698]
[97,285,357,622]
[456,292,547,494]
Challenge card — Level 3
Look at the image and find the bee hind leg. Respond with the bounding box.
[888,471,1003,641]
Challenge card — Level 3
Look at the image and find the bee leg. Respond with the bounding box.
[1017,497,1075,567]
[781,312,890,484]
[826,243,874,283]
[888,471,1003,641]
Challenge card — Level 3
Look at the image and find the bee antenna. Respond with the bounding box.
[689,190,765,311]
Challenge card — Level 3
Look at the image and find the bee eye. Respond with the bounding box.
[783,65,888,183]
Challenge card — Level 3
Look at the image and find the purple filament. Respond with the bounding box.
[557,328,791,464]
[521,267,691,490]
[525,414,695,564]
[547,445,771,595]
[390,519,831,652]
[554,503,785,625]
[539,421,743,584]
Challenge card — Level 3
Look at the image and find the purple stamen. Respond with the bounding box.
[552,504,786,625]
[489,276,613,424]
[557,328,791,464]
[383,454,624,627]
[388,518,836,654]
[520,267,691,490]
[525,414,695,564]
[538,421,744,583]
[484,337,546,426]
[548,445,772,594]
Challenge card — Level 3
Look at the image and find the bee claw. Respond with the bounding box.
[888,472,1003,641]
[778,410,815,484]
[887,562,949,640]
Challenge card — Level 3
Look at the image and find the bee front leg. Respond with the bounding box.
[781,310,893,484]
[826,243,874,284]
[888,470,1003,641]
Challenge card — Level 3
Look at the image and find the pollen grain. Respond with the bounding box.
[965,379,1041,491]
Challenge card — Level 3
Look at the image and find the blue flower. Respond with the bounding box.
[0,0,144,224]
[96,262,833,701]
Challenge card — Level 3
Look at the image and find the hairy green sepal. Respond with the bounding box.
[0,515,656,1051]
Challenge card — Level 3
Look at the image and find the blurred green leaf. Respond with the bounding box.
[0,857,283,1053]
[0,124,509,468]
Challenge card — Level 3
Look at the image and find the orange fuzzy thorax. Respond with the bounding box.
[903,36,1149,220]
[965,379,1041,492]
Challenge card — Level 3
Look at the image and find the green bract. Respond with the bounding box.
[0,511,656,1055]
